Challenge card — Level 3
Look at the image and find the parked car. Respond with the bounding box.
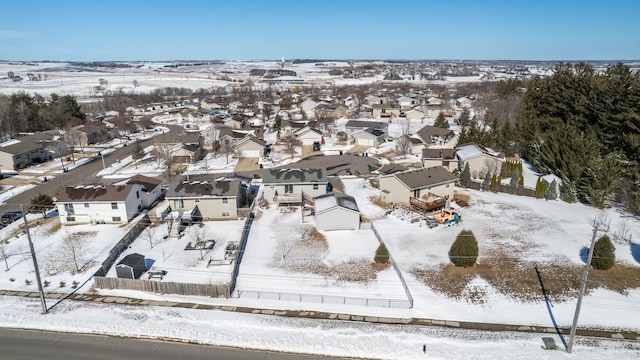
[312,141,321,151]
[1,211,23,225]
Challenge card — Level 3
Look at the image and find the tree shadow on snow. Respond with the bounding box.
[630,243,640,264]
[579,246,590,264]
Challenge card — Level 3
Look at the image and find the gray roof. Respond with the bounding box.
[166,175,241,198]
[314,192,359,213]
[0,139,41,155]
[262,168,327,184]
[378,163,408,175]
[344,120,388,130]
[422,148,458,160]
[391,166,458,190]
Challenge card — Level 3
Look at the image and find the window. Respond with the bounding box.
[64,203,75,215]
[313,184,319,190]
[284,184,293,193]
[174,199,184,209]
[136,191,139,199]
[111,202,118,209]
[66,216,76,222]
[84,203,89,208]
[222,197,228,204]
[112,216,121,222]
[222,211,231,217]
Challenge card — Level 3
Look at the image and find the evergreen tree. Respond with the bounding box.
[591,235,615,270]
[374,243,389,264]
[131,142,145,168]
[434,112,449,129]
[29,193,54,217]
[490,173,497,192]
[561,181,578,203]
[459,163,471,187]
[535,176,544,199]
[481,171,491,191]
[544,179,558,200]
[450,229,478,268]
[509,170,520,194]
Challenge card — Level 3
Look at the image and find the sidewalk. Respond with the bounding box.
[1,289,637,342]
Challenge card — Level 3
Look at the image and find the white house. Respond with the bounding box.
[456,143,505,179]
[234,136,266,158]
[314,192,360,231]
[262,168,328,204]
[351,128,386,147]
[379,166,458,204]
[414,125,459,149]
[56,175,162,225]
[396,96,417,109]
[294,126,324,145]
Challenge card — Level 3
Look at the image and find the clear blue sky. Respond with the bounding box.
[1,0,638,61]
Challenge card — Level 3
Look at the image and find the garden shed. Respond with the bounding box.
[314,192,360,231]
[115,253,148,279]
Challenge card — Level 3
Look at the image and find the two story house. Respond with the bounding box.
[56,175,162,225]
[262,168,328,205]
[165,176,249,220]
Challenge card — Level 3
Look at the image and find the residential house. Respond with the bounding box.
[165,176,248,220]
[404,108,426,120]
[363,95,389,105]
[456,143,505,179]
[396,96,417,109]
[280,119,309,138]
[65,124,118,147]
[0,138,48,170]
[314,103,348,120]
[379,166,458,204]
[294,126,324,145]
[414,125,459,149]
[234,135,266,158]
[371,103,401,118]
[223,116,246,129]
[456,96,473,108]
[314,192,360,231]
[421,148,459,172]
[344,120,388,138]
[425,105,454,119]
[56,175,163,225]
[300,99,319,113]
[351,128,386,147]
[171,144,204,163]
[262,168,328,204]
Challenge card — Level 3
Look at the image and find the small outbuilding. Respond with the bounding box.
[115,253,148,279]
[314,192,360,231]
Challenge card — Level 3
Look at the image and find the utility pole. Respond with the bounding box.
[100,151,106,170]
[21,205,48,314]
[567,223,599,353]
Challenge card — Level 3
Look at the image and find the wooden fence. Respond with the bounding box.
[94,214,150,277]
[467,180,536,197]
[94,276,230,298]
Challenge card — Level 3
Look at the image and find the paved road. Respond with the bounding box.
[0,328,350,360]
[0,137,158,214]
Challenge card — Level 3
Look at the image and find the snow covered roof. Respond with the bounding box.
[456,143,504,161]
[262,168,327,184]
[314,192,359,213]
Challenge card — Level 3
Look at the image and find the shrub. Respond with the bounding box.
[374,243,389,264]
[59,281,66,288]
[24,279,32,285]
[43,280,50,287]
[450,229,478,268]
[591,235,615,270]
[459,163,471,186]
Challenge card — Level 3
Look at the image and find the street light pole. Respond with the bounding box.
[20,204,48,314]
[567,223,599,353]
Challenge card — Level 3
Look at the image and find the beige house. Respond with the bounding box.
[165,176,249,220]
[371,103,401,118]
[314,103,348,120]
[262,168,328,204]
[294,126,323,145]
[234,136,266,158]
[455,143,505,179]
[414,125,459,149]
[0,138,47,170]
[421,148,459,172]
[379,166,458,204]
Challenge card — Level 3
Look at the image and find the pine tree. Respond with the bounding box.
[509,170,520,194]
[591,235,615,270]
[490,173,497,192]
[374,243,389,264]
[460,163,471,187]
[481,172,491,191]
[544,179,558,200]
[450,229,478,268]
[131,142,145,169]
[434,112,449,129]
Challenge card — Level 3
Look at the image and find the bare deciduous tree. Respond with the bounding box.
[280,134,300,159]
[186,224,211,260]
[0,239,11,271]
[395,118,412,158]
[141,221,157,249]
[63,228,87,274]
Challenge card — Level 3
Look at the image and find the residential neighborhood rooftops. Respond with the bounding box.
[344,120,388,130]
[121,174,162,190]
[0,139,41,155]
[456,143,504,161]
[57,184,134,202]
[422,148,458,159]
[416,125,455,143]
